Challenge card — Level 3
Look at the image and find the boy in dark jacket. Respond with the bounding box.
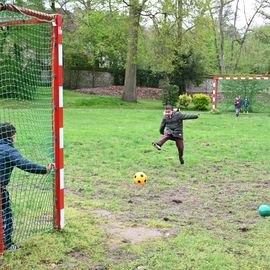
[0,122,54,250]
[152,105,199,165]
[234,96,241,117]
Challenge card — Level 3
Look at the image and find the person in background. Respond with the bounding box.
[234,96,241,117]
[243,96,249,113]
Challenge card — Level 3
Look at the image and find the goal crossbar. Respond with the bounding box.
[0,3,56,21]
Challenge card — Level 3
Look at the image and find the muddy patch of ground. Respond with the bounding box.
[92,209,166,245]
[65,187,85,196]
[66,247,90,262]
[114,178,270,239]
[108,226,163,244]
[88,160,270,240]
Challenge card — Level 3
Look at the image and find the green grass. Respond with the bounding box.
[2,91,270,269]
[63,90,162,109]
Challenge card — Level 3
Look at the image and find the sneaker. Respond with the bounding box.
[152,142,161,151]
[6,242,20,251]
[179,157,184,165]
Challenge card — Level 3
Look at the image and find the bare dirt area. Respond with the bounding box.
[92,209,164,244]
[119,181,268,239]
[74,86,165,99]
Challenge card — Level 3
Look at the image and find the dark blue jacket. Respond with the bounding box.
[0,139,47,187]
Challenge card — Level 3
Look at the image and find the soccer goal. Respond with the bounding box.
[212,76,270,112]
[0,3,63,253]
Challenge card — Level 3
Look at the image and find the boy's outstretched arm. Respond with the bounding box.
[159,118,166,134]
[10,148,53,175]
[177,112,199,120]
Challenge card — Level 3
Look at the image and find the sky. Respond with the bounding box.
[43,0,269,29]
[236,0,269,28]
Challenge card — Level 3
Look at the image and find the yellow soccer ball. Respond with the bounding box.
[133,172,148,185]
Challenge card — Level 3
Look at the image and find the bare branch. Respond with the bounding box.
[234,0,267,72]
[183,24,195,34]
[260,9,270,19]
[243,0,248,25]
[140,10,166,18]
[122,0,129,7]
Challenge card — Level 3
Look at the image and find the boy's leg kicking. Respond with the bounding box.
[175,138,184,164]
[152,134,171,150]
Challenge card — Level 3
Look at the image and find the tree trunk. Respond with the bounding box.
[229,0,239,73]
[108,0,112,12]
[122,2,140,102]
[219,0,225,73]
[176,0,183,46]
[209,8,221,73]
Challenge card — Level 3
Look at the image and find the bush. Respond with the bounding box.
[192,93,211,110]
[111,66,125,85]
[179,94,192,108]
[0,58,37,100]
[111,68,166,87]
[161,83,179,107]
[137,69,166,88]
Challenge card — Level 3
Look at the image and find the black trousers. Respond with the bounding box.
[1,187,13,248]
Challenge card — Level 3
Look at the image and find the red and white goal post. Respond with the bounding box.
[212,76,270,112]
[0,4,64,253]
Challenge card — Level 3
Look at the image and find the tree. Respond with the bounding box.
[208,0,270,74]
[236,25,270,74]
[138,0,212,82]
[122,0,149,102]
[43,0,270,92]
[13,0,47,11]
[232,0,269,73]
[63,8,128,70]
[170,49,206,94]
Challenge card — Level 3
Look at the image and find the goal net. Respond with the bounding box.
[0,4,63,253]
[212,76,270,112]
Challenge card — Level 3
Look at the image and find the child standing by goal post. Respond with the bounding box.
[0,122,54,250]
[243,96,249,113]
[152,105,199,165]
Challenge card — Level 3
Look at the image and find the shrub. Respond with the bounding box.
[137,69,166,88]
[192,93,211,110]
[0,59,37,100]
[179,94,192,108]
[161,83,179,107]
[111,66,125,85]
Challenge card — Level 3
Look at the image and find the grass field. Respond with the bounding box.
[2,90,270,270]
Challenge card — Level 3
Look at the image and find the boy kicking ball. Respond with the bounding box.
[152,105,199,165]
